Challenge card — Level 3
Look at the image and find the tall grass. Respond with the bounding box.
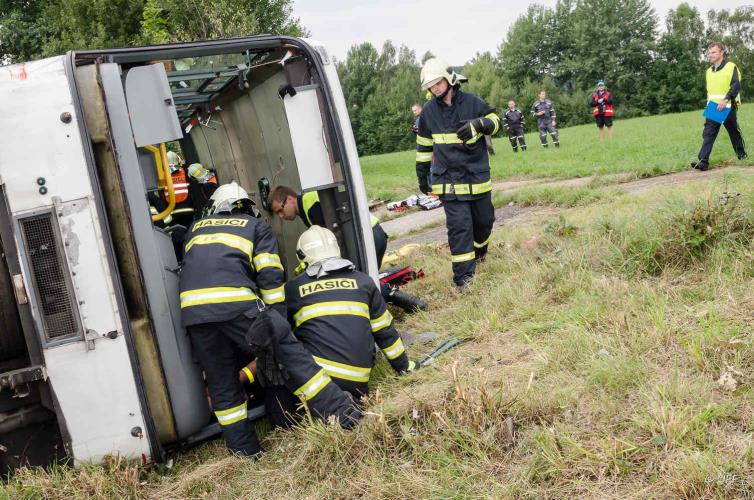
[6,174,754,498]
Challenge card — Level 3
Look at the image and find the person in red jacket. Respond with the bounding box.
[590,81,614,140]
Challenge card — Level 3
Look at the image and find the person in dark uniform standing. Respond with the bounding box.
[531,90,559,148]
[285,225,415,400]
[503,100,527,152]
[590,81,614,140]
[415,58,500,288]
[268,185,389,270]
[692,42,747,171]
[180,182,359,455]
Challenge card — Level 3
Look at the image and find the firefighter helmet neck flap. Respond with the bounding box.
[209,181,256,216]
[420,58,467,98]
[296,225,340,266]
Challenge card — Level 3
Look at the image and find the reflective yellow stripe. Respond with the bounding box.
[294,369,331,401]
[451,251,476,263]
[370,215,379,227]
[180,286,257,308]
[242,366,255,384]
[253,252,283,271]
[186,233,254,261]
[215,401,247,426]
[485,113,501,135]
[370,310,393,332]
[416,152,432,162]
[416,135,434,147]
[431,180,492,196]
[474,236,491,248]
[301,191,320,226]
[259,284,285,304]
[432,133,462,144]
[313,356,371,383]
[382,338,405,360]
[293,300,370,327]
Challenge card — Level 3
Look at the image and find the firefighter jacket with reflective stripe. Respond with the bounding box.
[298,191,380,229]
[503,108,525,128]
[590,90,614,116]
[179,213,285,326]
[284,266,409,394]
[415,89,499,201]
[531,99,556,122]
[707,59,742,105]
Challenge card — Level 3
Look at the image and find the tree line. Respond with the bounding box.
[2,1,752,157]
[337,1,754,156]
[0,0,305,63]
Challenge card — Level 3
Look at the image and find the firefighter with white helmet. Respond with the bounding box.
[415,57,500,288]
[165,151,189,203]
[265,225,413,425]
[180,182,359,454]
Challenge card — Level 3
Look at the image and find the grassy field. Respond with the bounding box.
[6,170,754,498]
[361,106,753,201]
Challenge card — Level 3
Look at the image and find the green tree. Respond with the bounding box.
[498,4,551,89]
[651,3,706,113]
[462,51,512,113]
[569,0,657,113]
[0,0,55,63]
[707,6,754,98]
[42,0,145,56]
[140,0,306,44]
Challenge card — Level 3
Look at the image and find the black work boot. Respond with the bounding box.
[738,152,748,160]
[691,160,709,171]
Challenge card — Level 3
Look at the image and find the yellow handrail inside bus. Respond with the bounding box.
[146,144,175,222]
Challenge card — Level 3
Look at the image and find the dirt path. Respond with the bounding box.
[384,165,753,251]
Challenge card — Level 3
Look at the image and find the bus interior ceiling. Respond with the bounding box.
[145,43,349,275]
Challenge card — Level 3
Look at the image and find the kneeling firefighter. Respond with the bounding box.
[180,182,360,455]
[265,226,415,426]
[284,226,416,400]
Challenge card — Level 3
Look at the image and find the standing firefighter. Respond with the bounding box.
[285,226,415,401]
[503,100,527,152]
[692,42,747,171]
[590,81,614,140]
[415,58,500,288]
[531,90,559,148]
[180,182,359,455]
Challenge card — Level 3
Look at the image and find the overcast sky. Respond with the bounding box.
[293,0,753,65]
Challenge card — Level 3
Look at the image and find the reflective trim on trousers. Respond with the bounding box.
[215,401,247,426]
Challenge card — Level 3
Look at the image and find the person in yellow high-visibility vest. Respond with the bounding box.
[692,42,747,171]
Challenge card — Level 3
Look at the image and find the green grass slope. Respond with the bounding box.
[361,106,753,200]
[6,171,754,499]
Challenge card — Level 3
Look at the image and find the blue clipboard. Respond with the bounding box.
[703,101,731,124]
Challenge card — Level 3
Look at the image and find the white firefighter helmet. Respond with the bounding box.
[296,225,340,265]
[209,181,250,214]
[188,163,213,183]
[166,151,183,173]
[420,58,466,90]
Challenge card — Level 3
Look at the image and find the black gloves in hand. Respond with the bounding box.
[456,117,487,143]
[418,176,431,195]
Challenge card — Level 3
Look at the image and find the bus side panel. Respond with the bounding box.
[0,57,151,463]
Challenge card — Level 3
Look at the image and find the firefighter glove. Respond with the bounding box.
[418,175,431,195]
[457,117,495,143]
